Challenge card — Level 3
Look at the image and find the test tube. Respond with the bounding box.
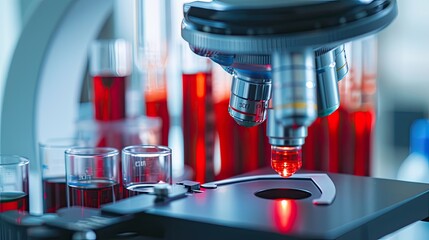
[122,145,172,197]
[65,147,120,208]
[136,0,170,146]
[90,39,132,121]
[0,155,29,213]
[181,43,215,183]
[39,138,81,213]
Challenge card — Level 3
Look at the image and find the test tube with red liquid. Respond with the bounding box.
[136,0,170,146]
[212,64,237,179]
[182,44,215,183]
[0,155,29,213]
[89,39,132,199]
[354,36,377,176]
[90,39,131,123]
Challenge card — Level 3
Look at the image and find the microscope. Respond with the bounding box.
[4,1,429,239]
[181,0,397,177]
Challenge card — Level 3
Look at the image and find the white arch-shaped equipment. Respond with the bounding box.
[1,0,113,214]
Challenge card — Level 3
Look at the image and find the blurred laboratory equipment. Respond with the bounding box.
[87,38,163,201]
[122,145,172,197]
[381,119,429,240]
[398,119,429,182]
[0,155,29,213]
[65,147,120,208]
[136,0,171,146]
[340,37,377,176]
[39,138,83,213]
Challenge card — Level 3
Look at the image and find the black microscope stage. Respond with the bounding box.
[4,170,428,239]
[100,171,429,240]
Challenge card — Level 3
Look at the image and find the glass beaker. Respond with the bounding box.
[65,147,120,208]
[122,145,172,197]
[0,155,29,213]
[40,138,83,213]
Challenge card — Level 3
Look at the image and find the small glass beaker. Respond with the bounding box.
[122,145,172,197]
[65,147,120,208]
[0,155,29,212]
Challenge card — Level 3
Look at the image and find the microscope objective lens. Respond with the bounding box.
[271,146,302,177]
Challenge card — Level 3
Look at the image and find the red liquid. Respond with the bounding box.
[68,181,119,209]
[0,192,29,212]
[93,129,124,200]
[271,146,302,177]
[214,98,237,179]
[145,92,170,146]
[337,106,354,173]
[236,124,263,173]
[43,177,66,213]
[182,72,215,183]
[326,110,340,173]
[214,98,270,180]
[352,108,374,176]
[92,76,126,121]
[302,118,321,171]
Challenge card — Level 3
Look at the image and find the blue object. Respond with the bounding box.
[410,119,429,158]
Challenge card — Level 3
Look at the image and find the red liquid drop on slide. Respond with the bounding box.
[271,146,302,177]
[43,177,67,213]
[0,192,29,213]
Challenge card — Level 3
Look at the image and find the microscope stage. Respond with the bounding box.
[105,172,429,240]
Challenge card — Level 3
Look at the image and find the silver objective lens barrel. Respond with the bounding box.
[268,49,316,147]
[228,72,271,127]
[315,49,340,117]
[267,109,308,146]
[272,49,317,127]
[334,44,349,81]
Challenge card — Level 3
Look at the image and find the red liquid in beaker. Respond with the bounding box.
[271,146,302,177]
[68,182,119,209]
[43,177,66,213]
[0,192,29,213]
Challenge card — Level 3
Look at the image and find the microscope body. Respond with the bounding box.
[181,0,398,176]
